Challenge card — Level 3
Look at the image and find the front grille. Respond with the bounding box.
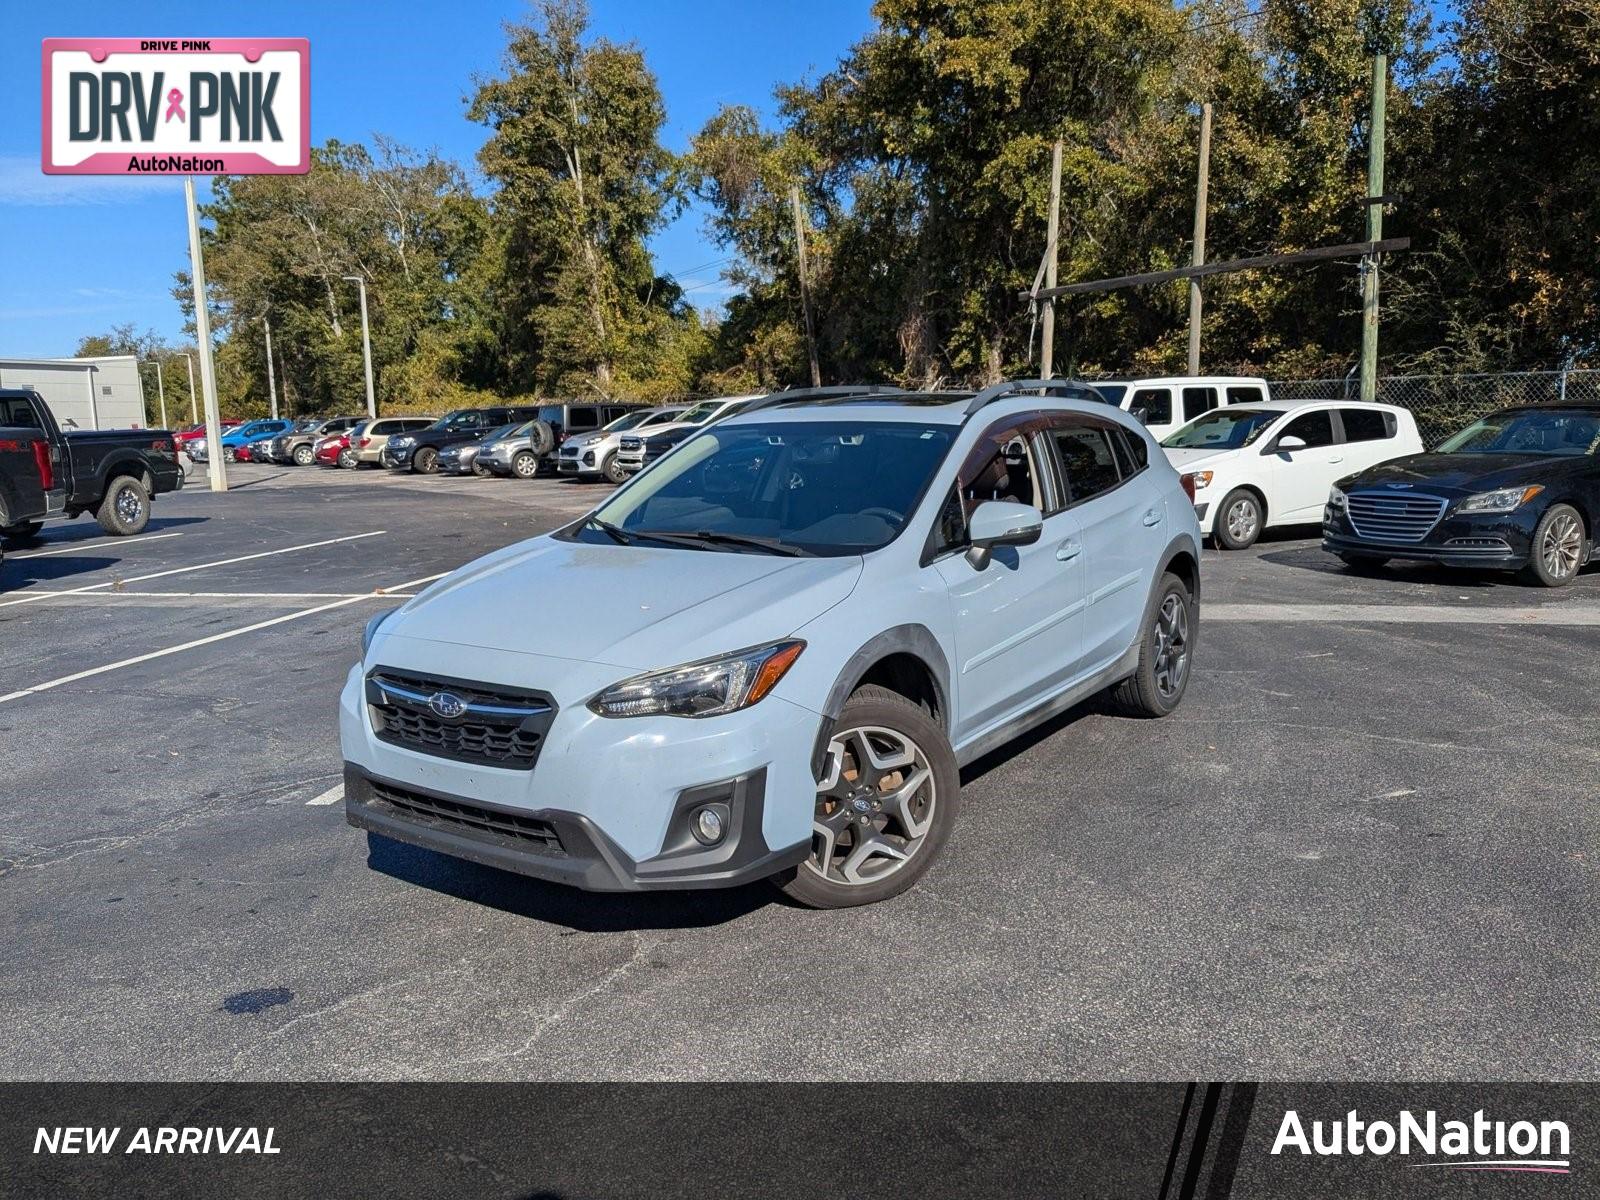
[367,669,556,769]
[619,436,642,452]
[365,778,564,854]
[1345,492,1448,543]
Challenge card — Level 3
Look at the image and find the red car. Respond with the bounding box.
[172,420,242,449]
[313,431,352,467]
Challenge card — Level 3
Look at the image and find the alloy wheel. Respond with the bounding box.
[1225,498,1258,544]
[115,485,143,525]
[1542,511,1583,580]
[1153,593,1190,699]
[805,725,936,886]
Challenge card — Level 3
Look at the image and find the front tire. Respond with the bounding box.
[412,446,439,475]
[1213,489,1263,550]
[96,476,151,536]
[601,451,627,485]
[223,447,238,464]
[1522,503,1586,588]
[512,451,539,479]
[293,444,316,466]
[1109,571,1194,717]
[337,448,358,469]
[779,685,959,909]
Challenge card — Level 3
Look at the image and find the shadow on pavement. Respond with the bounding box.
[1,555,122,587]
[364,832,777,931]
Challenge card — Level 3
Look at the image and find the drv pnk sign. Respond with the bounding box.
[42,38,309,175]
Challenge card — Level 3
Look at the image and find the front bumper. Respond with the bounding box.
[339,652,818,891]
[382,445,414,469]
[1322,505,1535,567]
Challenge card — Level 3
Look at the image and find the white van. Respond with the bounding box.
[1090,376,1272,443]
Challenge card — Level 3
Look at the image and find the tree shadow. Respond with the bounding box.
[363,833,777,932]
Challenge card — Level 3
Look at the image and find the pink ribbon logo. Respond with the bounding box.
[164,88,185,123]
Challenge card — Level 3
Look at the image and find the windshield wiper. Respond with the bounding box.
[632,529,815,557]
[582,515,634,545]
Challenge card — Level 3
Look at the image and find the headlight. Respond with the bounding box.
[390,436,414,449]
[362,608,398,656]
[1458,485,1544,513]
[589,640,805,719]
[1184,470,1214,490]
[1327,486,1346,510]
[582,435,603,446]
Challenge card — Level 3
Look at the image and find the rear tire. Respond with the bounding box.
[1521,503,1585,588]
[471,458,491,477]
[601,451,626,485]
[1213,489,1263,550]
[293,444,316,466]
[412,446,439,475]
[778,685,959,909]
[96,476,151,536]
[512,451,539,479]
[1108,572,1194,718]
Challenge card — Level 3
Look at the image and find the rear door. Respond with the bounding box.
[1335,407,1403,473]
[1047,416,1161,670]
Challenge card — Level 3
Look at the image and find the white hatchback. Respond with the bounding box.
[1162,399,1423,548]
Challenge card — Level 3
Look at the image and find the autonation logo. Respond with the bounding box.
[1272,1108,1572,1175]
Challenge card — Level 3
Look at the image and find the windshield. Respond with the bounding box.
[1436,409,1600,456]
[430,410,478,431]
[580,420,956,557]
[1091,384,1128,406]
[236,421,272,436]
[1163,408,1284,450]
[486,421,530,442]
[293,419,320,432]
[605,409,654,432]
[675,400,725,425]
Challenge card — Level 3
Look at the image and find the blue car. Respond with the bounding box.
[189,419,292,464]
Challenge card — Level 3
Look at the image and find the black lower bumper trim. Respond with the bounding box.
[1321,532,1524,567]
[343,763,807,892]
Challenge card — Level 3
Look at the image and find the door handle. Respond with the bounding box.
[1056,540,1082,562]
[1327,456,1344,464]
[1141,508,1163,527]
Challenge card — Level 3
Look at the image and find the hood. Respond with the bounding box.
[381,536,864,670]
[1163,445,1241,471]
[1341,452,1585,495]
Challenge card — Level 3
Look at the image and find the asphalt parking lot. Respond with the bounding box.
[1,462,1595,1081]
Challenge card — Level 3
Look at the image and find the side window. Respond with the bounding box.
[1339,408,1393,442]
[605,406,630,423]
[1051,426,1122,504]
[927,425,1047,558]
[1182,387,1219,422]
[1110,427,1147,475]
[567,407,600,431]
[1130,388,1171,426]
[1225,385,1264,405]
[1276,410,1336,449]
[1,397,40,427]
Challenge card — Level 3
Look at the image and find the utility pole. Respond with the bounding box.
[343,275,377,418]
[150,358,167,429]
[184,353,198,422]
[1187,103,1213,375]
[1359,53,1387,404]
[261,313,278,419]
[184,176,227,491]
[1040,138,1064,378]
[789,185,822,388]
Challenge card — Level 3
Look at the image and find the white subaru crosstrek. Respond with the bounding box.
[342,381,1203,908]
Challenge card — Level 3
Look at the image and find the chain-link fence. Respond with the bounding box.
[1268,370,1600,445]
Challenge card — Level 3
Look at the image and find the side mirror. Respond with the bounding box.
[965,500,1043,569]
[1131,406,1151,425]
[1275,435,1308,452]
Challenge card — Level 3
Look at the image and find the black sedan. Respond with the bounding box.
[1322,402,1598,587]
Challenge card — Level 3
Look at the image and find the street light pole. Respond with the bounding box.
[184,175,227,491]
[261,312,279,419]
[149,359,167,428]
[184,353,198,422]
[343,275,377,418]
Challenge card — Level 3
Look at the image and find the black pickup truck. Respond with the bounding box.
[0,388,183,551]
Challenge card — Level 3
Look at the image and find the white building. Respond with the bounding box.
[0,355,149,430]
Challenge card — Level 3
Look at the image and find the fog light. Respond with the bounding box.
[691,805,726,845]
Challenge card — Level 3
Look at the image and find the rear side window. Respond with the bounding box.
[0,396,41,427]
[1225,385,1265,405]
[1339,408,1394,442]
[566,407,601,431]
[1130,388,1171,426]
[1277,410,1336,449]
[1113,427,1148,472]
[1182,387,1219,421]
[1052,427,1121,503]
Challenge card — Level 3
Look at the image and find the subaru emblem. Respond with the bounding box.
[428,692,467,720]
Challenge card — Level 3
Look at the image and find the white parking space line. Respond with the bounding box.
[8,532,186,560]
[0,531,386,608]
[1207,602,1600,625]
[0,572,445,706]
[306,784,345,807]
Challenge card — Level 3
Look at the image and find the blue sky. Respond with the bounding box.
[0,0,875,356]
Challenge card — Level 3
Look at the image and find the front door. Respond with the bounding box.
[1261,408,1344,522]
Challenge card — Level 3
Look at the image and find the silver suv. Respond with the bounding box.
[558,405,687,483]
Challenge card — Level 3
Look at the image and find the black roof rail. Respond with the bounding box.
[740,384,906,414]
[962,378,1102,418]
